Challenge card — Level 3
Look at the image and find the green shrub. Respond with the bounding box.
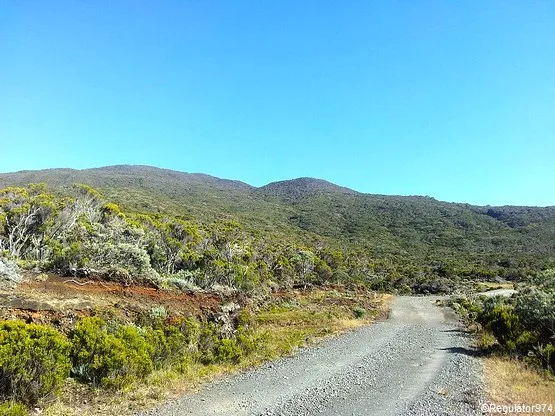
[0,321,70,406]
[236,326,261,355]
[514,288,555,344]
[150,305,168,321]
[48,241,86,271]
[236,309,254,328]
[450,296,482,322]
[83,241,159,284]
[462,291,555,375]
[353,306,366,319]
[174,317,201,350]
[137,306,168,329]
[0,401,27,416]
[535,344,555,372]
[70,317,153,389]
[478,303,522,351]
[514,330,538,354]
[164,325,189,356]
[101,203,121,216]
[143,327,170,369]
[198,322,219,364]
[477,331,497,350]
[215,339,242,363]
[143,325,187,369]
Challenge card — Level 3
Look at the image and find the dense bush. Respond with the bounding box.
[144,325,188,369]
[353,306,366,319]
[173,317,201,350]
[0,321,70,406]
[535,344,555,372]
[215,338,243,363]
[456,287,555,373]
[70,317,153,388]
[514,287,555,342]
[0,401,27,416]
[198,322,220,364]
[477,301,522,350]
[8,181,554,296]
[195,319,262,364]
[0,304,264,412]
[69,313,258,387]
[84,241,159,284]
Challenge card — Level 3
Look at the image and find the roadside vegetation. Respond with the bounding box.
[0,287,389,416]
[0,182,395,413]
[450,271,555,406]
[451,272,554,373]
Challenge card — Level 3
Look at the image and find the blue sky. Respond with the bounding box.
[1,1,554,206]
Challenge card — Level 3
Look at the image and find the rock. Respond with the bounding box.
[35,273,49,282]
[0,258,21,291]
[215,302,241,338]
[6,296,56,311]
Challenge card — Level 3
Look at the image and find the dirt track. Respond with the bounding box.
[143,296,483,416]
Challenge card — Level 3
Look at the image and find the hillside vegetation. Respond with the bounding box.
[1,165,554,294]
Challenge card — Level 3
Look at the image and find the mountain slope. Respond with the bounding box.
[1,165,554,280]
[258,177,357,201]
[0,165,257,219]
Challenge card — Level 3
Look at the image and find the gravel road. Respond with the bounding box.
[142,296,483,416]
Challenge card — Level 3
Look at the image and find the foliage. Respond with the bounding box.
[0,284,388,413]
[69,317,153,389]
[0,321,70,406]
[173,317,201,349]
[0,166,554,295]
[514,286,555,342]
[0,401,27,416]
[215,338,243,363]
[455,288,555,373]
[197,322,220,364]
[0,306,263,408]
[477,302,522,351]
[535,344,555,372]
[353,306,366,319]
[143,325,189,369]
[68,312,256,388]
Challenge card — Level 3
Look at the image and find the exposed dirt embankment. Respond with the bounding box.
[0,274,224,329]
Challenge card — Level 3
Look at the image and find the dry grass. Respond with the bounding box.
[43,289,392,416]
[44,361,234,416]
[485,356,555,414]
[477,281,514,291]
[250,290,390,361]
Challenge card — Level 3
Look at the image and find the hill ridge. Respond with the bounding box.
[2,165,554,209]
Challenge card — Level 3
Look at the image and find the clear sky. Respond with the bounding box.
[1,1,554,206]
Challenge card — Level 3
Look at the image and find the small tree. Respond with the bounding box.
[0,321,70,406]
